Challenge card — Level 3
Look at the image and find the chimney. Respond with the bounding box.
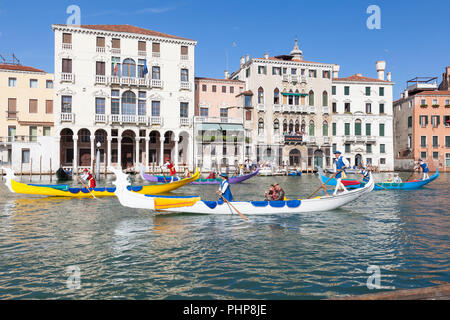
[264,52,269,59]
[356,73,363,77]
[387,72,392,81]
[376,60,386,80]
[240,56,245,66]
[404,90,408,98]
[332,65,340,78]
[245,54,249,62]
[224,70,229,80]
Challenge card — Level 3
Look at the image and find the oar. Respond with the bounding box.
[159,166,168,183]
[219,194,248,221]
[307,169,343,199]
[78,176,97,199]
[406,168,416,182]
[356,172,387,190]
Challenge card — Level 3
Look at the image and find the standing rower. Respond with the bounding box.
[415,158,430,180]
[332,151,350,195]
[217,173,233,204]
[81,169,96,189]
[162,158,177,176]
[358,163,370,183]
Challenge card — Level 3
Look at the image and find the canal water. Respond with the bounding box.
[0,171,448,299]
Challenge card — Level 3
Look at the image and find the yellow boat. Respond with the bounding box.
[1,167,199,198]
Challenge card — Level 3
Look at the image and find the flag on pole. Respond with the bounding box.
[143,59,148,77]
[113,57,118,75]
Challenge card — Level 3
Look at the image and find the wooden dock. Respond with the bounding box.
[331,284,450,300]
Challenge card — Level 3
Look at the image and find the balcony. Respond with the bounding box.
[282,104,293,113]
[284,134,303,144]
[138,50,147,57]
[366,136,376,143]
[111,48,121,55]
[180,81,191,90]
[152,52,160,58]
[151,79,163,88]
[60,113,74,123]
[95,75,107,84]
[150,116,162,125]
[6,111,18,119]
[273,104,281,113]
[282,74,290,82]
[323,136,331,144]
[290,75,300,82]
[194,116,243,124]
[307,106,316,114]
[181,55,189,60]
[257,104,265,112]
[344,135,356,143]
[355,136,366,143]
[307,136,317,144]
[95,114,107,123]
[323,107,330,114]
[180,117,190,126]
[0,135,35,144]
[108,76,150,87]
[96,47,106,53]
[60,73,74,83]
[294,105,303,113]
[110,115,148,125]
[62,43,72,50]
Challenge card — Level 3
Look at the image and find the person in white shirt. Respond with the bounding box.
[332,151,350,195]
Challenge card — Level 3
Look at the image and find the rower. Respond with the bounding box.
[163,158,177,176]
[332,151,350,195]
[216,173,233,204]
[393,173,402,183]
[416,158,430,180]
[81,169,96,189]
[358,163,370,183]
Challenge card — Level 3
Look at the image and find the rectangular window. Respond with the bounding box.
[212,85,217,93]
[345,144,351,153]
[344,86,350,95]
[220,108,228,119]
[421,151,427,159]
[291,68,297,75]
[244,95,252,108]
[365,87,371,96]
[181,45,188,56]
[332,123,336,136]
[222,86,226,93]
[245,110,252,121]
[230,86,234,94]
[200,107,208,117]
[112,38,120,49]
[446,153,450,167]
[332,86,336,95]
[138,99,146,116]
[151,101,160,117]
[344,103,351,113]
[345,123,350,136]
[21,149,30,164]
[30,79,38,88]
[445,115,450,127]
[379,103,385,114]
[152,66,160,80]
[258,66,267,74]
[181,69,189,82]
[366,144,372,153]
[272,67,281,75]
[421,136,427,147]
[96,36,105,48]
[43,127,51,136]
[379,123,385,136]
[246,68,250,78]
[380,144,386,153]
[408,116,412,128]
[29,99,38,113]
[433,152,439,160]
[8,98,17,118]
[62,59,72,73]
[332,102,337,113]
[62,33,72,44]
[419,115,428,127]
[96,61,105,76]
[45,100,53,114]
[380,158,386,165]
[29,126,37,142]
[366,103,372,114]
[202,84,207,91]
[61,96,72,113]
[322,70,330,79]
[8,77,17,87]
[379,87,384,96]
[431,115,440,128]
[180,102,188,118]
[446,136,450,148]
[95,98,105,114]
[152,42,160,52]
[138,41,146,52]
[432,136,438,147]
[366,123,371,136]
[332,143,337,153]
[46,80,53,88]
[355,122,362,136]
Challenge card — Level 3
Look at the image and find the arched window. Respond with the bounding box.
[294,89,300,105]
[301,90,306,105]
[258,118,264,135]
[288,89,294,105]
[309,120,315,136]
[282,90,287,104]
[258,87,264,104]
[274,119,280,135]
[322,91,328,107]
[323,121,329,136]
[355,119,362,136]
[274,88,280,104]
[283,119,288,133]
[122,58,136,77]
[309,90,315,106]
[301,120,306,133]
[295,120,300,133]
[122,91,136,115]
[289,119,294,133]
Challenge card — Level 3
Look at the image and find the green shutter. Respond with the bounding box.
[332,86,336,95]
[379,124,385,136]
[379,103,385,114]
[380,144,385,153]
[332,123,336,136]
[365,87,370,96]
[344,86,349,95]
[323,123,328,136]
[366,123,371,136]
[379,87,384,96]
[345,123,350,136]
[355,122,362,136]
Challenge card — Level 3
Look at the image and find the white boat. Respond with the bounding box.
[110,166,375,215]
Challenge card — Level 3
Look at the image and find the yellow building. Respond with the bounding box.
[0,63,54,167]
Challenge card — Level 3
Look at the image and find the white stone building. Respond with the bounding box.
[230,40,335,171]
[51,24,197,172]
[331,61,395,171]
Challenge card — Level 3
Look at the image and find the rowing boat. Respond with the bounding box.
[111,166,374,215]
[140,166,259,184]
[1,167,199,197]
[318,168,439,190]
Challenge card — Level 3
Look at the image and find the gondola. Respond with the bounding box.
[140,166,259,184]
[318,167,439,190]
[1,167,199,198]
[56,167,72,180]
[111,167,375,215]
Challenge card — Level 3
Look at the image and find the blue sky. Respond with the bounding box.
[0,0,449,98]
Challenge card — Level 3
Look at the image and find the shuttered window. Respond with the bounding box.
[181,46,188,55]
[345,123,350,136]
[355,122,362,136]
[379,123,385,136]
[96,61,105,75]
[96,37,105,47]
[46,100,53,114]
[62,59,72,73]
[112,38,120,49]
[63,33,72,43]
[8,98,17,118]
[29,99,38,113]
[138,41,146,51]
[152,42,160,52]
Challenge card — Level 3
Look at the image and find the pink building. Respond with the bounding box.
[194,77,248,171]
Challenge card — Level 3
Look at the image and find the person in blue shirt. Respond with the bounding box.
[332,151,351,195]
[217,173,233,203]
[358,163,371,183]
[415,159,430,180]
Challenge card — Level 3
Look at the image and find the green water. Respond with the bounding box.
[0,172,448,299]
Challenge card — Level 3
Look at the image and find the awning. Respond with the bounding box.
[197,123,221,131]
[218,124,244,131]
[197,123,244,131]
[281,92,308,97]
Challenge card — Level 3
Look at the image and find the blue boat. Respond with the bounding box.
[319,169,439,190]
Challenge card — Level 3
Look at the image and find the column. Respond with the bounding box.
[73,137,78,173]
[174,137,179,170]
[145,138,150,168]
[135,137,140,167]
[90,135,95,171]
[107,137,112,168]
[118,138,122,169]
[159,136,165,166]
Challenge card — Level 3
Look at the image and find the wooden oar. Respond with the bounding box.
[159,166,168,183]
[307,169,343,199]
[78,177,97,199]
[406,168,416,182]
[220,194,248,221]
